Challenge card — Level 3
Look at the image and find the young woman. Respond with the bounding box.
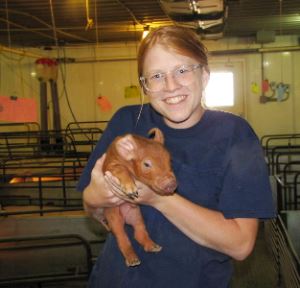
[78,26,275,288]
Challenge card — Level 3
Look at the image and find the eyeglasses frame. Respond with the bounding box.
[139,63,203,92]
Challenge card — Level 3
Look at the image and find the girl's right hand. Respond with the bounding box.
[83,154,125,210]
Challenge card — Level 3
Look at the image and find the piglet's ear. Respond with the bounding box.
[148,128,164,144]
[115,135,138,161]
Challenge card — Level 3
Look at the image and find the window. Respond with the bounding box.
[204,72,234,107]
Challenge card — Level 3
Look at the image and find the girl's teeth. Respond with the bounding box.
[165,95,185,104]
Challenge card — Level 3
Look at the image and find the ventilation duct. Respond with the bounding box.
[160,0,228,39]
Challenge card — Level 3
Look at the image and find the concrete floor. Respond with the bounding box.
[0,210,279,288]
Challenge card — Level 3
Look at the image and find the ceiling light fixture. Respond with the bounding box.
[142,25,150,39]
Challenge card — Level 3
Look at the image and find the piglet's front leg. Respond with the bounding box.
[105,163,138,200]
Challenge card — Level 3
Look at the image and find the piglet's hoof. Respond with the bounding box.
[120,182,138,198]
[126,191,139,200]
[126,257,141,267]
[144,243,162,253]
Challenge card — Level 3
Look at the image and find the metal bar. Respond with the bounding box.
[0,234,93,274]
[0,207,83,217]
[0,273,87,285]
[294,172,300,210]
[0,234,93,285]
[39,81,48,133]
[38,176,43,216]
[50,80,62,132]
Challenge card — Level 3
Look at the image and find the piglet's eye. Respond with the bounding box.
[143,159,152,168]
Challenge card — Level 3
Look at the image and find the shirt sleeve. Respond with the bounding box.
[218,121,276,219]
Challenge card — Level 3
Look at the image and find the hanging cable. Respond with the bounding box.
[49,0,59,47]
[279,0,283,36]
[279,0,283,83]
[4,0,11,47]
[115,0,142,26]
[85,0,94,30]
[47,1,88,135]
[18,58,25,98]
[0,44,42,58]
[0,8,91,43]
[94,0,100,46]
[0,17,57,42]
[59,47,92,140]
[132,22,144,128]
[1,51,39,100]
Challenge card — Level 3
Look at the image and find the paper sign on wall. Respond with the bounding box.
[124,85,141,99]
[251,82,259,94]
[262,79,269,93]
[96,96,112,112]
[0,95,38,122]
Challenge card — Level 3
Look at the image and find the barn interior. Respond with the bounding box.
[0,0,300,287]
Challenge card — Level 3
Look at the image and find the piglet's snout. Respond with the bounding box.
[159,176,177,194]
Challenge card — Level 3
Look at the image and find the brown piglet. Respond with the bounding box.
[102,128,177,267]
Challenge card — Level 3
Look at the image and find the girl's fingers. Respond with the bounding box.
[104,172,136,203]
[104,173,126,197]
[104,171,120,185]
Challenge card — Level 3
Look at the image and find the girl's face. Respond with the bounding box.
[142,44,209,129]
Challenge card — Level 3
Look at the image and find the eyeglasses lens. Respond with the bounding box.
[142,65,201,92]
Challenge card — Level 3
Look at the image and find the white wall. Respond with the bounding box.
[0,36,299,138]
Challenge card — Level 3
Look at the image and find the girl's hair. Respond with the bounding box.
[137,25,209,78]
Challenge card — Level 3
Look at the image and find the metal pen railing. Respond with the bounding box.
[0,234,94,286]
[265,216,300,288]
[274,161,300,211]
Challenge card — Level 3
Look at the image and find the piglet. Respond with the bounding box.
[102,128,177,267]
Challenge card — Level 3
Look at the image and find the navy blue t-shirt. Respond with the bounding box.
[77,104,275,288]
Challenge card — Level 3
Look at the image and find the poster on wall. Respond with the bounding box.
[0,95,38,122]
[124,85,141,99]
[96,95,112,112]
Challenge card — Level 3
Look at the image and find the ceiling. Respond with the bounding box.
[0,0,300,48]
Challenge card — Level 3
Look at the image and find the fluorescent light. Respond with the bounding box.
[142,26,150,39]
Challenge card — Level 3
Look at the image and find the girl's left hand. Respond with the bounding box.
[104,171,161,206]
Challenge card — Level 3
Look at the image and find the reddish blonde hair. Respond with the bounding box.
[137,25,209,78]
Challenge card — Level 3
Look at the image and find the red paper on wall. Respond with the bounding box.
[96,96,112,112]
[262,79,269,93]
[0,95,38,122]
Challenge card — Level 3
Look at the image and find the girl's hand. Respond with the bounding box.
[103,171,135,200]
[104,171,162,207]
[83,154,125,209]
